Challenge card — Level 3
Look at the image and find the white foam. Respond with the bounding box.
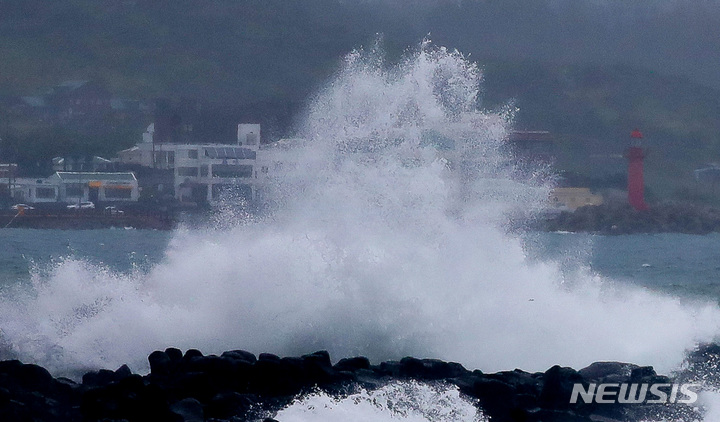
[274,380,487,422]
[0,41,719,380]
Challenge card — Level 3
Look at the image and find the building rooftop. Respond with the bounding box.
[55,172,137,182]
[52,156,112,165]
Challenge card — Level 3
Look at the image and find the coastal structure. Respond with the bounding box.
[548,187,603,211]
[0,164,18,198]
[115,123,262,203]
[626,129,649,211]
[9,178,59,204]
[9,172,139,204]
[0,347,704,421]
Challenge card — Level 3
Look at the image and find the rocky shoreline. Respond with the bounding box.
[0,213,174,230]
[6,202,720,235]
[543,202,720,235]
[2,345,719,421]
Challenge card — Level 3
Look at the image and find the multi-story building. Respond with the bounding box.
[115,123,262,203]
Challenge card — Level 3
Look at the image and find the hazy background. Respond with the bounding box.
[1,0,720,201]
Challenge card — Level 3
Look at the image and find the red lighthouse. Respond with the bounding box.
[626,129,648,211]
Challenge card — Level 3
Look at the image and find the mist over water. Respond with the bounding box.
[1,42,720,382]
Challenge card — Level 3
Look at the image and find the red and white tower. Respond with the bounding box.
[626,129,648,211]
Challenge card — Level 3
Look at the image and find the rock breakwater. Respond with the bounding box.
[2,345,718,421]
[544,202,720,234]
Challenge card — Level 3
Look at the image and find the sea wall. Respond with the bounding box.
[0,214,174,230]
[544,202,720,234]
[1,345,716,421]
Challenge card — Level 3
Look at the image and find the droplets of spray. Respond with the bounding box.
[274,380,488,422]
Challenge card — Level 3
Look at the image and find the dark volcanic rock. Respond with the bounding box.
[399,357,469,380]
[334,356,370,372]
[540,365,585,410]
[149,350,173,377]
[630,366,657,382]
[221,350,257,364]
[0,360,81,420]
[83,364,134,388]
[0,347,713,421]
[206,391,256,420]
[579,361,637,383]
[258,353,280,362]
[170,397,204,422]
[471,378,519,418]
[679,342,720,387]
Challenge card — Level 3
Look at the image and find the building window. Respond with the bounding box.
[246,133,258,145]
[188,149,198,159]
[66,184,83,197]
[212,164,253,178]
[178,167,198,177]
[168,151,175,165]
[154,151,167,165]
[105,188,132,199]
[36,187,55,199]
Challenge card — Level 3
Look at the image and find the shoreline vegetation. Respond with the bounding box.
[1,345,716,422]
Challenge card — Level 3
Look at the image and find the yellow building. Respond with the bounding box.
[549,187,603,211]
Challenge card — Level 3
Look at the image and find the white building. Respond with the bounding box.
[173,144,258,202]
[49,172,139,203]
[10,177,60,203]
[10,172,139,204]
[115,123,262,203]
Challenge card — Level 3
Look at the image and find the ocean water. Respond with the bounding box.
[0,228,171,288]
[3,229,719,298]
[3,230,719,306]
[525,232,720,301]
[1,41,720,420]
